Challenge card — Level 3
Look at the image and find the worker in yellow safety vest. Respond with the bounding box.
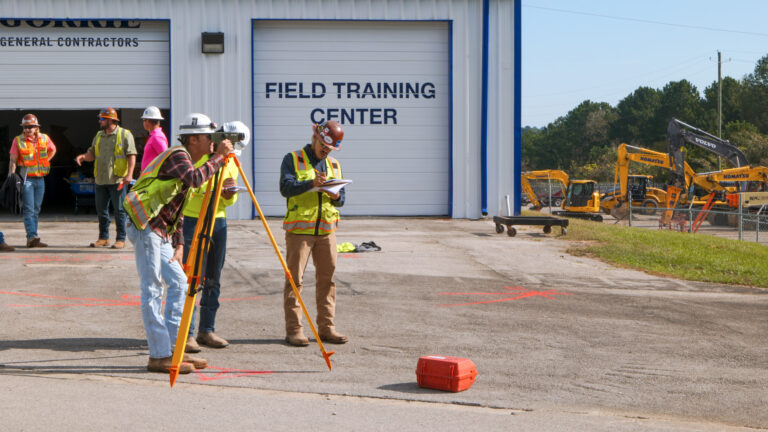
[75,107,137,249]
[8,113,56,248]
[279,120,348,347]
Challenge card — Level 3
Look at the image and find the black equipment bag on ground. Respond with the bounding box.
[0,173,23,215]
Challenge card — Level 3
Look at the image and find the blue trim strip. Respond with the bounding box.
[514,0,522,216]
[250,19,256,220]
[448,20,454,218]
[480,0,490,215]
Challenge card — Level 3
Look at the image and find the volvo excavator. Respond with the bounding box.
[520,170,603,221]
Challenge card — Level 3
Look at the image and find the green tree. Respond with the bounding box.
[613,86,662,145]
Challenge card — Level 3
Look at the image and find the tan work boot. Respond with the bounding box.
[197,332,229,348]
[27,237,47,248]
[182,354,208,370]
[147,357,194,374]
[319,328,348,344]
[0,242,14,252]
[185,335,201,353]
[111,240,126,249]
[90,238,109,247]
[285,331,310,347]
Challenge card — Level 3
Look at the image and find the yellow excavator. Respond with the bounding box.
[521,170,568,210]
[521,170,603,221]
[604,143,728,220]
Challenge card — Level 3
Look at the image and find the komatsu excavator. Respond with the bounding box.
[521,170,603,221]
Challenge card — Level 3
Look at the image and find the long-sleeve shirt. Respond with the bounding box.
[140,127,169,171]
[147,150,226,247]
[279,144,345,207]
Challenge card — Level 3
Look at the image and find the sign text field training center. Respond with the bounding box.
[0,0,520,219]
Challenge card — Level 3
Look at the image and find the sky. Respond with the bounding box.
[522,0,768,128]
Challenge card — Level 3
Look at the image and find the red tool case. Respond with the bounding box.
[416,355,478,392]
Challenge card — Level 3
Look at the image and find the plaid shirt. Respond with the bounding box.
[147,150,226,247]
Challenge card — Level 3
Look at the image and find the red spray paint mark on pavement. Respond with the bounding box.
[194,366,273,381]
[439,285,571,307]
[1,291,262,308]
[339,254,361,259]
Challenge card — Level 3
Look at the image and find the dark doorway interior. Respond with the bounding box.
[0,108,170,214]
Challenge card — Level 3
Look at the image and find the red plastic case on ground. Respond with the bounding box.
[416,355,478,392]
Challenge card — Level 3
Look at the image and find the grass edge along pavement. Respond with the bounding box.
[545,214,768,288]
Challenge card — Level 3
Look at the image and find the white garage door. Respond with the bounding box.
[252,20,450,216]
[0,19,169,109]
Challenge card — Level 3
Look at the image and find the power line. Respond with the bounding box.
[524,4,768,38]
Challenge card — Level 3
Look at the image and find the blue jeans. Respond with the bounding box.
[182,216,227,335]
[95,184,127,241]
[127,224,187,359]
[22,176,45,241]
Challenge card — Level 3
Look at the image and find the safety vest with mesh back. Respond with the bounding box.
[283,148,342,235]
[16,133,51,177]
[94,126,129,178]
[123,146,189,232]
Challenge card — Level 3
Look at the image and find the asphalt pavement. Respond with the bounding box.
[0,215,765,431]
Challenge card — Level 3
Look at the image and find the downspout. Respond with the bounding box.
[480,0,490,215]
[514,0,522,216]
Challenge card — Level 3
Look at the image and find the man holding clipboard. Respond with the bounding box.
[279,120,349,347]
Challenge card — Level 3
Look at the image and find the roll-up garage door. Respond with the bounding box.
[252,20,450,216]
[0,19,169,109]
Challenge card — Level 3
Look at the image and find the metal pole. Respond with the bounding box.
[738,196,743,241]
[628,197,632,227]
[505,195,511,217]
[717,50,722,171]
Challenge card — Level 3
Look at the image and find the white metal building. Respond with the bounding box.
[0,0,520,219]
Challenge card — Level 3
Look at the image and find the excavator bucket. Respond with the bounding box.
[610,202,629,220]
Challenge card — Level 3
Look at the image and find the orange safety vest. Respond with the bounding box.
[16,133,51,177]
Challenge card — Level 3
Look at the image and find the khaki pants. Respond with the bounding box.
[284,231,337,335]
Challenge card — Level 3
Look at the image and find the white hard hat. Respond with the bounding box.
[222,121,250,157]
[141,106,164,120]
[178,113,216,135]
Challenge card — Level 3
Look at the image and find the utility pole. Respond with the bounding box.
[717,50,722,170]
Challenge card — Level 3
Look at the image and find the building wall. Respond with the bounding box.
[1,0,518,219]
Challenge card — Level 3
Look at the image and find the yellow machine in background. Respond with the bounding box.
[521,170,603,221]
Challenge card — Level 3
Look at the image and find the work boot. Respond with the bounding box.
[90,238,109,247]
[185,335,201,353]
[27,237,47,248]
[197,332,229,349]
[182,354,208,370]
[111,240,126,249]
[285,331,310,347]
[0,242,14,252]
[319,328,348,344]
[147,357,194,374]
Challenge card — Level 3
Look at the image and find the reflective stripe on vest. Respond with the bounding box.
[282,149,341,235]
[123,146,188,231]
[94,126,128,178]
[16,134,51,177]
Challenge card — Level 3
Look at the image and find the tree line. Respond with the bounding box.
[523,54,768,183]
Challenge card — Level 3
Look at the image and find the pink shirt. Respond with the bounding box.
[141,127,169,171]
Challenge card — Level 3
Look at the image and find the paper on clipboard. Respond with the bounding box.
[311,179,352,195]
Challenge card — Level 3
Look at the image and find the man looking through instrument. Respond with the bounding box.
[123,113,233,374]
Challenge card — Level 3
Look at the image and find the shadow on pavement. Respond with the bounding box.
[0,337,146,352]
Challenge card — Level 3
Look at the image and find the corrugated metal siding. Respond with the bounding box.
[1,0,516,219]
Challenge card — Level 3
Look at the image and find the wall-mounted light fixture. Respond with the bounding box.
[201,32,224,54]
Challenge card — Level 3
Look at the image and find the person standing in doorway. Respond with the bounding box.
[75,107,137,249]
[139,106,168,171]
[9,114,56,248]
[279,120,348,347]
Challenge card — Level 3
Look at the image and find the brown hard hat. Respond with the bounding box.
[20,114,39,127]
[313,120,344,150]
[98,107,119,121]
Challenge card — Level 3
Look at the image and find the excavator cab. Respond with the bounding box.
[552,180,603,221]
[628,175,650,202]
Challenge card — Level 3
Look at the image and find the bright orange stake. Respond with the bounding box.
[232,156,335,370]
[170,166,227,387]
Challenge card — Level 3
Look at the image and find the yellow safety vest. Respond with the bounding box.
[94,126,129,178]
[123,146,189,232]
[183,155,239,219]
[282,148,342,235]
[16,133,51,177]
